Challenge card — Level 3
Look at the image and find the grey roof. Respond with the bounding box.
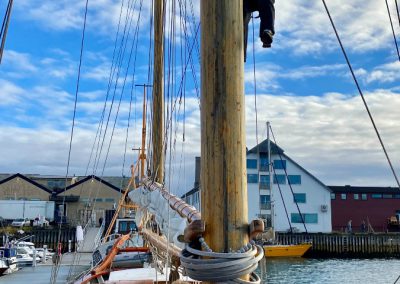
[329,185,400,194]
[0,173,53,194]
[247,139,284,155]
[55,175,123,195]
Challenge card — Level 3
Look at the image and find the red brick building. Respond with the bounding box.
[330,186,400,232]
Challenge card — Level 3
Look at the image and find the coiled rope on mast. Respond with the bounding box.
[180,239,263,283]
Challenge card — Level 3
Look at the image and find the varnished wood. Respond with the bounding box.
[140,85,148,178]
[152,0,164,183]
[142,178,201,222]
[183,220,205,243]
[250,219,265,240]
[201,0,248,256]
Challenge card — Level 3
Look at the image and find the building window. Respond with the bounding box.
[80,197,90,202]
[259,154,269,171]
[273,174,286,184]
[95,198,103,202]
[288,175,301,185]
[273,160,286,170]
[257,214,272,227]
[47,180,66,190]
[383,194,393,199]
[330,193,336,200]
[193,192,199,204]
[395,194,400,199]
[246,159,257,169]
[371,194,382,199]
[293,193,306,203]
[361,194,367,200]
[353,194,359,200]
[291,213,318,224]
[259,175,270,189]
[260,195,271,210]
[104,198,115,203]
[30,198,41,201]
[341,193,347,200]
[247,174,259,183]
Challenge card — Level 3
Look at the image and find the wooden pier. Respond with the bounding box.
[276,232,400,258]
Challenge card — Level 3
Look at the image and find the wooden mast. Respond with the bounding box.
[151,0,164,183]
[201,0,249,255]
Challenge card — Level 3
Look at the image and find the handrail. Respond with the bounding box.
[93,221,105,249]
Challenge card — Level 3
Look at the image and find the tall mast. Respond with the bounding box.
[201,0,248,254]
[151,0,164,183]
[267,121,274,230]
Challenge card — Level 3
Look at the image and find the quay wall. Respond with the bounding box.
[276,232,400,258]
[1,228,76,252]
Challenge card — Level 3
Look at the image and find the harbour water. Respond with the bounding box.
[259,258,400,284]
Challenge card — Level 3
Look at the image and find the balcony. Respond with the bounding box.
[260,203,271,210]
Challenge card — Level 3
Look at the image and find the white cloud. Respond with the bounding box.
[1,89,399,195]
[365,61,400,83]
[245,90,400,187]
[0,79,24,105]
[2,50,37,74]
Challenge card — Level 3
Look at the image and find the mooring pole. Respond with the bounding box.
[201,0,248,258]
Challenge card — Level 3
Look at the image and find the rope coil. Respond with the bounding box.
[180,241,263,283]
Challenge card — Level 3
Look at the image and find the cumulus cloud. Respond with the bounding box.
[245,90,400,187]
[1,0,399,196]
[0,79,24,106]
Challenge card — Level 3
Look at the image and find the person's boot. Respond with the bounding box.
[261,29,274,48]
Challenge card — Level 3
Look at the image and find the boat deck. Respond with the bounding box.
[0,253,92,284]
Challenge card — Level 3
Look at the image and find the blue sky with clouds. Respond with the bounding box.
[0,0,399,194]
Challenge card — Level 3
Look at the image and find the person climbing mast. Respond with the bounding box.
[243,0,275,61]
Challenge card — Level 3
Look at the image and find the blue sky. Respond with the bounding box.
[0,0,399,194]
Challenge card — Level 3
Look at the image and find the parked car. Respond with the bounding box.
[33,218,49,227]
[11,218,30,227]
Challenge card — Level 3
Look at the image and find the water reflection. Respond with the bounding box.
[257,258,400,284]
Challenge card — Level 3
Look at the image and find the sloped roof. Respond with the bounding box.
[281,153,331,192]
[0,173,52,194]
[247,139,284,155]
[329,185,400,194]
[181,185,200,199]
[248,139,330,192]
[55,175,123,195]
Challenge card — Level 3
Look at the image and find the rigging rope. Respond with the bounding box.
[250,15,262,219]
[271,164,293,233]
[269,125,308,233]
[385,0,400,61]
[322,0,400,189]
[396,0,400,29]
[0,0,12,64]
[50,0,89,283]
[70,0,143,275]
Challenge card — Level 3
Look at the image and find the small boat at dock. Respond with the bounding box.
[264,243,312,257]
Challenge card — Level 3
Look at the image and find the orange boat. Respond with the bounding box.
[264,243,312,257]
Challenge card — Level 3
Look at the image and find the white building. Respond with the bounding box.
[182,141,332,233]
[246,139,332,233]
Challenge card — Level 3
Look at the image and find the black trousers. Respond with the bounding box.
[244,0,275,60]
